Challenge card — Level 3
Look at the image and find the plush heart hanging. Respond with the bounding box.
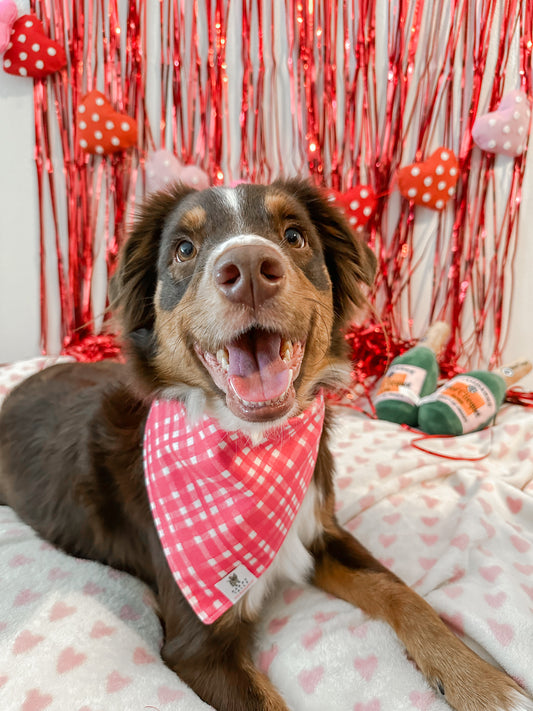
[3,14,66,78]
[472,90,531,157]
[178,164,210,190]
[328,185,377,228]
[397,147,459,211]
[0,0,17,55]
[77,90,137,154]
[146,150,182,192]
[146,149,210,192]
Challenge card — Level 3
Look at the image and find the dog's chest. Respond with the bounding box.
[238,481,322,620]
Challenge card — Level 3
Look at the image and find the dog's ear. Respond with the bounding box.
[276,179,377,326]
[110,184,196,337]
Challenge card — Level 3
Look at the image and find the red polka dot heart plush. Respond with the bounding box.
[328,185,377,229]
[3,14,67,78]
[77,90,138,155]
[397,147,459,211]
[472,90,531,157]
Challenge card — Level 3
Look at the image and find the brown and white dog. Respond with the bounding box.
[0,181,531,711]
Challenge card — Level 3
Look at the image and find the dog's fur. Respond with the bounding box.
[0,181,531,711]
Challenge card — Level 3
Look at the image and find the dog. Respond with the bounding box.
[0,180,531,711]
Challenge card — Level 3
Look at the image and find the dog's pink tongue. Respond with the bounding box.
[227,332,290,403]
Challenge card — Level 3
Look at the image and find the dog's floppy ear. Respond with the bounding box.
[110,184,196,337]
[276,179,377,326]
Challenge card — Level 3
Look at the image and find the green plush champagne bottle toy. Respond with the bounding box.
[374,322,450,426]
[417,359,532,436]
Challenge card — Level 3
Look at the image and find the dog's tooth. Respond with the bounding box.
[216,348,229,370]
[281,340,293,362]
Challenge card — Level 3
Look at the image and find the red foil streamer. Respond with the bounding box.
[30,0,532,388]
[62,334,124,363]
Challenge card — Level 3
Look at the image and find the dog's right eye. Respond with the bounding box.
[175,240,197,262]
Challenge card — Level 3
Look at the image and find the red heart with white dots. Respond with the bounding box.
[3,14,66,78]
[77,90,137,155]
[329,185,377,228]
[472,90,531,157]
[397,147,459,211]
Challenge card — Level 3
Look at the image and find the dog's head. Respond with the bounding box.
[111,180,376,433]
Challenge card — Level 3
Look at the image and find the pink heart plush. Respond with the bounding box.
[0,0,17,54]
[472,90,531,156]
[145,149,210,193]
[145,150,182,192]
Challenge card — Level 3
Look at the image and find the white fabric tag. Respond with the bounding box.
[215,563,257,603]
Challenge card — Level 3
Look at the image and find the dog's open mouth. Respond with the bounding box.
[195,328,305,421]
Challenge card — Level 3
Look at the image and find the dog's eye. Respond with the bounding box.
[175,240,197,262]
[284,228,305,248]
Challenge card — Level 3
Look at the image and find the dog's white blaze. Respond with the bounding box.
[218,186,241,214]
[239,481,321,619]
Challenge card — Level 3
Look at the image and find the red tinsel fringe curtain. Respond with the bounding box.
[31,0,531,378]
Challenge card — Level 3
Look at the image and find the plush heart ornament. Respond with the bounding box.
[330,185,377,228]
[146,149,210,192]
[77,90,137,154]
[146,150,182,192]
[0,0,17,54]
[472,90,531,157]
[178,164,210,190]
[3,14,66,78]
[397,147,459,211]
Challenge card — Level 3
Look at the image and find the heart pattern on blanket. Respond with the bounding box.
[21,688,53,711]
[472,90,531,156]
[106,670,132,693]
[14,588,42,607]
[397,147,459,210]
[354,654,378,682]
[77,91,137,154]
[13,630,45,655]
[3,14,67,78]
[49,600,76,621]
[409,690,436,710]
[2,358,533,711]
[487,619,514,647]
[157,685,185,703]
[297,665,324,694]
[57,646,87,674]
[90,620,116,638]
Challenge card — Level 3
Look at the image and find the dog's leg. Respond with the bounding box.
[313,523,533,711]
[155,564,289,711]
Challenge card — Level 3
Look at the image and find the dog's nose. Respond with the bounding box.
[214,244,285,309]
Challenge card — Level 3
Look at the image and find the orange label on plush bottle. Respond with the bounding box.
[375,365,427,406]
[441,381,486,416]
[421,375,497,433]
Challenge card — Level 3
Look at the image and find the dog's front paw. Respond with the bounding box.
[431,657,533,711]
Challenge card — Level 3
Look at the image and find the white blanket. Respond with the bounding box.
[0,359,532,710]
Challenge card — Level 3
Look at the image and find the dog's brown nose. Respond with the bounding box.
[214,244,285,309]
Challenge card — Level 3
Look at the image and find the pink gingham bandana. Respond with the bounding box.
[143,393,325,624]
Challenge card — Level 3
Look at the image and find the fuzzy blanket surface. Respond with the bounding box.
[1,358,532,711]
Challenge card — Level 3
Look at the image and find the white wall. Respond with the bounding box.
[0,54,41,363]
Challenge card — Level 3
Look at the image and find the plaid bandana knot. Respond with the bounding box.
[143,393,325,624]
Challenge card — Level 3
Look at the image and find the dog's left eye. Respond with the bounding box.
[284,228,305,248]
[175,240,197,262]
